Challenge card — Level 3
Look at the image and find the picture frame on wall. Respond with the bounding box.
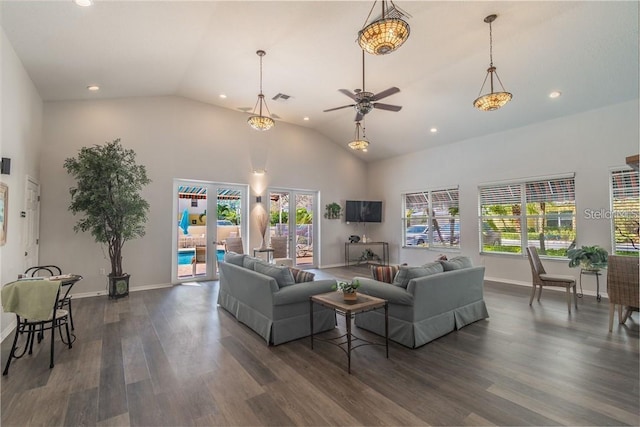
[0,183,7,246]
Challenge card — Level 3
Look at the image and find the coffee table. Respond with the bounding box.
[310,291,388,373]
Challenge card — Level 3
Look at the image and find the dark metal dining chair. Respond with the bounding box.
[24,265,76,330]
[2,279,73,375]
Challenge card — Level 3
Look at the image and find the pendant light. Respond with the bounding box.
[357,0,410,55]
[348,121,369,152]
[247,50,275,131]
[473,14,512,111]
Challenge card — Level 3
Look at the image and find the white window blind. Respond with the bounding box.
[611,169,639,255]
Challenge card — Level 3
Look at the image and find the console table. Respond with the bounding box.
[344,241,389,267]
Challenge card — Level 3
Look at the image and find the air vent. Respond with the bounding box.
[272,93,292,102]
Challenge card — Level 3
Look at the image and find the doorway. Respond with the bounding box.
[268,189,318,268]
[23,176,40,270]
[172,180,247,283]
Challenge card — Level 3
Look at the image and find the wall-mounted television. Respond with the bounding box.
[345,200,383,223]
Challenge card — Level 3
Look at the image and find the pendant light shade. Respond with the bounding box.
[348,121,369,152]
[248,50,275,131]
[473,14,512,111]
[358,1,410,55]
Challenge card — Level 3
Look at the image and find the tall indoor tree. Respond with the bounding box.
[64,138,151,298]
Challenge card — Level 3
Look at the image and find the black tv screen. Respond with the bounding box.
[345,200,383,223]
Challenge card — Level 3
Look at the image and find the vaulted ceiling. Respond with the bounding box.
[2,1,638,162]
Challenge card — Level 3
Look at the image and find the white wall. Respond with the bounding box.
[367,100,639,296]
[0,28,44,339]
[39,96,367,295]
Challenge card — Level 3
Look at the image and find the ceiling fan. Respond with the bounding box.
[323,50,402,122]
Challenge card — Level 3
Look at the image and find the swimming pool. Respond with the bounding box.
[178,248,226,265]
[178,249,195,265]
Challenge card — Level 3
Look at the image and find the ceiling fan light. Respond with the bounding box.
[358,18,410,55]
[247,115,275,131]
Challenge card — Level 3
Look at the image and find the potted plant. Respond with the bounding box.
[64,139,151,299]
[324,202,342,219]
[567,245,608,271]
[333,279,361,301]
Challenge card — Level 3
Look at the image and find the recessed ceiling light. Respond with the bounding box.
[549,91,562,99]
[86,85,100,91]
[303,117,310,121]
[253,169,266,175]
[219,94,227,99]
[430,127,438,133]
[74,0,93,7]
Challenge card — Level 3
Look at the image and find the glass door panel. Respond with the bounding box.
[294,192,315,267]
[175,183,209,280]
[268,189,317,268]
[173,180,247,283]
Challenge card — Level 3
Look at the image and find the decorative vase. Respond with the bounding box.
[343,291,357,302]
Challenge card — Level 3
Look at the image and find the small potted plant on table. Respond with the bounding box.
[567,245,609,271]
[333,279,361,302]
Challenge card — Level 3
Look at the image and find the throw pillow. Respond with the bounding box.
[440,256,473,271]
[224,251,246,266]
[436,254,448,261]
[290,267,315,283]
[254,262,296,288]
[370,264,401,284]
[393,263,443,288]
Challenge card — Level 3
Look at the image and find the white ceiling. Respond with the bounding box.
[2,1,638,162]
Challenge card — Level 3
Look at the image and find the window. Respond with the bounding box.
[479,176,576,257]
[610,169,639,255]
[403,188,459,248]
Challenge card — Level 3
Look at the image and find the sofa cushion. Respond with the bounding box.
[370,264,401,284]
[290,267,315,283]
[393,262,444,288]
[440,256,473,271]
[224,251,246,266]
[242,255,262,270]
[254,262,296,288]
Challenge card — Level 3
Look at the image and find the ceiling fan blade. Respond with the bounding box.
[371,87,400,101]
[355,111,364,122]
[373,103,402,112]
[338,89,358,101]
[323,104,356,112]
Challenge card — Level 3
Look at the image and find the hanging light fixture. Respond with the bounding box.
[247,50,275,131]
[357,1,410,55]
[473,14,512,111]
[348,121,369,152]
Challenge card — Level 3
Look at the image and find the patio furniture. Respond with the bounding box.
[225,237,244,254]
[271,235,293,266]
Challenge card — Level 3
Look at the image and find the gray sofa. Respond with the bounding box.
[354,257,489,348]
[218,254,337,345]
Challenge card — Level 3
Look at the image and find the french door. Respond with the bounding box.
[268,189,318,268]
[172,179,248,283]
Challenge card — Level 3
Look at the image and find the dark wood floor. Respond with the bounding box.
[2,266,638,426]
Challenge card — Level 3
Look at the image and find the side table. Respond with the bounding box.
[253,247,274,263]
[580,268,603,301]
[310,291,388,374]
